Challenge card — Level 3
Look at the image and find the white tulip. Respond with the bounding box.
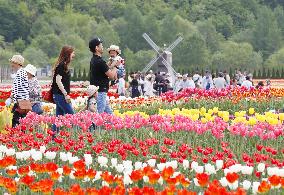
[229,164,242,173]
[134,162,143,170]
[0,145,7,153]
[45,151,56,160]
[69,171,75,180]
[278,169,284,177]
[257,163,265,172]
[57,168,63,175]
[84,154,92,166]
[31,151,42,161]
[219,177,228,187]
[116,164,124,173]
[242,180,251,190]
[147,159,156,167]
[241,166,254,175]
[22,151,30,160]
[252,182,260,194]
[15,177,20,182]
[182,160,189,170]
[123,174,133,185]
[172,172,180,178]
[170,160,178,169]
[98,156,108,167]
[123,161,133,172]
[215,160,223,170]
[158,177,163,185]
[16,152,23,160]
[60,152,68,162]
[93,171,102,181]
[143,176,149,183]
[193,178,200,186]
[267,167,279,176]
[39,145,46,153]
[195,166,204,173]
[205,163,216,175]
[7,166,17,170]
[157,163,166,171]
[111,158,118,167]
[228,181,238,190]
[191,161,198,170]
[102,181,109,187]
[6,148,15,156]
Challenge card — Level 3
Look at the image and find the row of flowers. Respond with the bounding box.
[0,146,283,194]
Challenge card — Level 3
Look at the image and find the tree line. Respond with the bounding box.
[1,0,284,75]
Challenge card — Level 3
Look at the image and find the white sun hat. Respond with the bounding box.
[24,64,37,76]
[107,45,121,54]
[9,55,24,66]
[87,85,99,97]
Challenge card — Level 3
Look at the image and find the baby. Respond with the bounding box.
[107,45,125,79]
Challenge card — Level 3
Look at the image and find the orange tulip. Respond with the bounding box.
[20,175,35,186]
[99,186,112,194]
[63,165,72,175]
[73,159,85,170]
[54,188,69,195]
[112,186,126,195]
[268,175,281,186]
[50,171,61,180]
[101,171,114,184]
[18,165,30,175]
[70,183,85,195]
[87,168,97,179]
[196,173,210,187]
[148,171,160,184]
[130,170,143,182]
[128,187,142,195]
[226,172,239,183]
[177,189,197,195]
[45,162,58,172]
[161,166,174,180]
[6,169,17,176]
[258,181,271,193]
[74,169,86,179]
[86,187,99,195]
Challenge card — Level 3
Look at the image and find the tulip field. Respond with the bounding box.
[0,85,284,194]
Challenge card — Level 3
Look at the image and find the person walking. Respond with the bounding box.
[24,64,43,114]
[89,38,117,114]
[6,55,30,127]
[144,74,155,96]
[213,72,226,90]
[52,46,75,131]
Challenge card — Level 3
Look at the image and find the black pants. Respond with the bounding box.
[12,104,27,128]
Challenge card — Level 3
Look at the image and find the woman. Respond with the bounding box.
[6,55,30,127]
[131,74,140,98]
[144,74,155,96]
[52,46,75,133]
[24,64,43,114]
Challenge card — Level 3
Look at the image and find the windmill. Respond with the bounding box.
[142,33,183,81]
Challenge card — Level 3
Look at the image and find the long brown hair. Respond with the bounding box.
[53,45,74,73]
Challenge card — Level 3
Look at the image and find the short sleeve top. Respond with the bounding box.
[52,62,71,95]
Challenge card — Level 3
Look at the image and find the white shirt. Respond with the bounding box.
[241,80,253,89]
[12,68,29,102]
[202,76,213,89]
[118,78,126,95]
[214,77,226,89]
[143,80,155,96]
[180,79,195,89]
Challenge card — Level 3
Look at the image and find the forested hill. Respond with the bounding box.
[1,0,284,73]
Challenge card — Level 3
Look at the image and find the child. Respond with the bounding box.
[107,45,125,79]
[86,85,99,132]
[86,85,99,113]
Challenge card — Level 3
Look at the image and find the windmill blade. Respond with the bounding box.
[166,36,183,52]
[161,58,177,75]
[142,56,159,73]
[142,33,160,53]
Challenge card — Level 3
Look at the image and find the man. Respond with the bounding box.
[214,72,226,90]
[202,70,213,90]
[241,76,253,89]
[180,74,195,90]
[5,55,29,127]
[89,38,117,114]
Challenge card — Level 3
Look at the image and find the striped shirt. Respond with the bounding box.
[12,68,29,102]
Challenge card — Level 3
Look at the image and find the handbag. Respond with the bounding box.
[16,100,32,114]
[43,74,54,103]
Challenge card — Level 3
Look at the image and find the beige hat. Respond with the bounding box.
[87,85,99,97]
[9,55,24,66]
[107,45,121,54]
[24,64,37,76]
[145,74,152,80]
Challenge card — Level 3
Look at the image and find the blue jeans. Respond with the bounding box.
[97,92,112,114]
[32,103,43,115]
[52,94,74,135]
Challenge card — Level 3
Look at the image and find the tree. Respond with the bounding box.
[14,38,25,53]
[211,41,263,70]
[258,69,262,78]
[82,68,87,81]
[265,47,284,69]
[31,34,62,57]
[276,69,280,78]
[78,68,82,81]
[72,68,77,81]
[23,47,49,67]
[251,6,282,59]
[262,67,267,78]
